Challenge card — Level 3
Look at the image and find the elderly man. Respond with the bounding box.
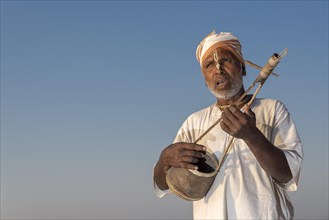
[153,30,303,219]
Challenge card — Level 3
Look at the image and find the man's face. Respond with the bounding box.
[201,48,243,100]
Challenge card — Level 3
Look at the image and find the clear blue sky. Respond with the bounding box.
[1,1,328,219]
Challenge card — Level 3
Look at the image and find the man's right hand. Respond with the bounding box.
[154,142,206,190]
[160,142,207,171]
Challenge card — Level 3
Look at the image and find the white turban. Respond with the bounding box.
[196,30,246,75]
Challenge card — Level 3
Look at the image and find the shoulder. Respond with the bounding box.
[174,104,216,142]
[186,104,215,121]
[252,98,287,112]
[252,98,290,125]
[180,104,216,129]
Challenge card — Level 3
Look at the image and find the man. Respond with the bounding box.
[153,30,303,219]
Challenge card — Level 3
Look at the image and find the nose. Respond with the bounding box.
[214,63,226,75]
[213,66,220,75]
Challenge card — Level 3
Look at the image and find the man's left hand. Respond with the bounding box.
[220,104,258,140]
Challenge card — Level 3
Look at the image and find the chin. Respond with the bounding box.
[210,85,242,100]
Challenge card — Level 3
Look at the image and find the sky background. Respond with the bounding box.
[0,0,328,219]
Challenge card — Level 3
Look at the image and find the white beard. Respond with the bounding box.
[208,79,243,100]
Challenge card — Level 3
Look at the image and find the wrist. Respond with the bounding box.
[243,128,264,145]
[157,158,171,173]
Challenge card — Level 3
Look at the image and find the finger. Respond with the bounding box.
[186,163,199,170]
[228,106,245,118]
[174,161,199,170]
[244,104,255,118]
[221,109,236,128]
[224,106,240,122]
[181,150,204,158]
[226,106,250,127]
[220,120,231,134]
[181,156,199,164]
[182,143,207,152]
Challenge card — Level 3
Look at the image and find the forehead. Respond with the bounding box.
[204,48,236,62]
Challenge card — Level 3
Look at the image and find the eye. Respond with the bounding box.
[205,61,214,69]
[220,58,231,64]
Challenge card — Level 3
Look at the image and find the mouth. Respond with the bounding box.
[215,71,228,86]
[216,79,228,86]
[216,80,224,86]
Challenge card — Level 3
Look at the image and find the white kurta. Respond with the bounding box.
[154,98,303,219]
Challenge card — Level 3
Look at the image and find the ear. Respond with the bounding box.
[241,63,246,76]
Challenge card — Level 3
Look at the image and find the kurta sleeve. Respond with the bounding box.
[153,169,171,198]
[271,101,303,191]
[153,121,190,198]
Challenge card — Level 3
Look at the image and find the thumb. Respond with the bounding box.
[244,104,255,118]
